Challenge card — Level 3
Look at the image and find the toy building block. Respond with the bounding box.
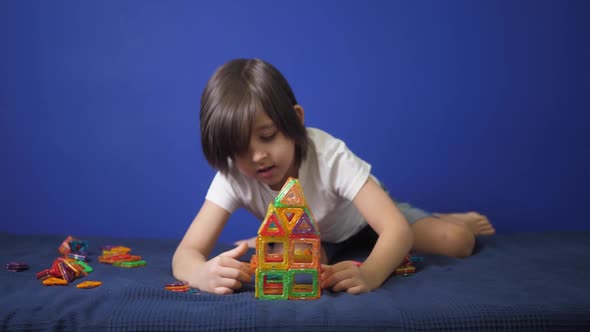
[256,269,290,300]
[288,269,320,300]
[274,179,308,208]
[290,208,319,237]
[255,177,321,300]
[289,238,320,269]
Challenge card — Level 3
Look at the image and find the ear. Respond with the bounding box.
[293,104,305,125]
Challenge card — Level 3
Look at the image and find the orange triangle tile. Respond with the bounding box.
[275,178,307,207]
[276,207,304,231]
[259,211,287,237]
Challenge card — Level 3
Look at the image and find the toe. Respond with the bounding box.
[468,211,483,218]
[479,226,496,236]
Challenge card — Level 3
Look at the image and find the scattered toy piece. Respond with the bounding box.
[165,281,190,292]
[76,281,102,289]
[37,235,96,286]
[113,260,146,268]
[395,265,416,276]
[5,262,29,272]
[99,245,146,268]
[36,269,52,280]
[42,277,68,286]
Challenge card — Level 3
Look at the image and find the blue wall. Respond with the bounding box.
[1,1,589,243]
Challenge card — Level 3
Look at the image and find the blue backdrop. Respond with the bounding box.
[1,0,589,244]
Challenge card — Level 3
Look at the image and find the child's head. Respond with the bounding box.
[200,58,309,177]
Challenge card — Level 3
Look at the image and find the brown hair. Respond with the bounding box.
[200,58,308,174]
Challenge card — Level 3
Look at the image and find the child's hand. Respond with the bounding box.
[320,261,371,294]
[194,242,252,295]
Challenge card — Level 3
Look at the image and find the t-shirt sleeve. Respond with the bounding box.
[205,171,241,213]
[324,137,372,201]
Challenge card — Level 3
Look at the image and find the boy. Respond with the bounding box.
[172,58,494,294]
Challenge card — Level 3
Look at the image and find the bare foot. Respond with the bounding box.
[234,236,257,248]
[433,212,495,236]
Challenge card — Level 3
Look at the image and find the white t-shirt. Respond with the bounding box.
[205,127,371,243]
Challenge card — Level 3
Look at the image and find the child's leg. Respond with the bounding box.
[411,212,494,258]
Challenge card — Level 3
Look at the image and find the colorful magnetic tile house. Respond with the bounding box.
[254,177,321,300]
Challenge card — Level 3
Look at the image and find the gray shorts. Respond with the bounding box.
[378,179,431,224]
[395,201,432,225]
[322,199,431,263]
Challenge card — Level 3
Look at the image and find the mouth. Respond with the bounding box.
[256,165,275,178]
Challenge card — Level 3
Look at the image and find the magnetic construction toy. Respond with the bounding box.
[252,177,321,300]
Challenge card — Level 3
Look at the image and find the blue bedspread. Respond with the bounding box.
[1,231,589,331]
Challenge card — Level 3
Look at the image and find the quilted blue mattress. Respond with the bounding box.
[1,231,589,331]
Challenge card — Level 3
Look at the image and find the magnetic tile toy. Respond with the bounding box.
[5,262,29,272]
[76,281,102,289]
[254,178,321,300]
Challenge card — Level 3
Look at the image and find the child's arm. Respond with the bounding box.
[172,200,252,294]
[320,177,414,294]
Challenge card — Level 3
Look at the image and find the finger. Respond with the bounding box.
[321,270,345,289]
[321,276,337,289]
[332,261,358,271]
[320,266,334,284]
[332,278,356,293]
[217,277,243,290]
[217,265,251,283]
[219,242,250,260]
[346,284,369,295]
[321,266,356,289]
[219,257,252,276]
[320,264,331,279]
[234,236,257,247]
[327,261,360,281]
[213,286,234,295]
[321,261,352,277]
[320,264,336,278]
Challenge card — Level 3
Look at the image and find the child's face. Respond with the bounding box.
[234,110,298,191]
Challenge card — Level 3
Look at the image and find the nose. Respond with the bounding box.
[250,147,268,163]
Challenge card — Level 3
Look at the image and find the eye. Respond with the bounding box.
[260,131,277,142]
